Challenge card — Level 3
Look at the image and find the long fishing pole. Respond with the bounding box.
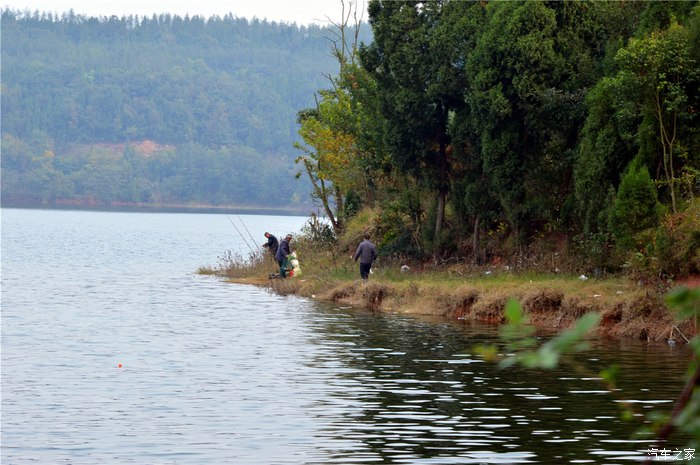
[237,215,263,254]
[227,215,257,256]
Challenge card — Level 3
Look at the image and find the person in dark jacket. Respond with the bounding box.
[262,232,279,257]
[353,233,377,282]
[275,234,293,278]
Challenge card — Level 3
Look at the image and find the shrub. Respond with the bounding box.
[608,161,662,250]
[653,199,700,277]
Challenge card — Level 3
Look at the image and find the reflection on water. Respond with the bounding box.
[1,209,693,464]
[300,307,691,465]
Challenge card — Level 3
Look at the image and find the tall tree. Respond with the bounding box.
[360,0,466,246]
[614,21,698,214]
[461,1,611,241]
[295,0,367,235]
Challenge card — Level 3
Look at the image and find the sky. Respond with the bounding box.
[1,0,367,26]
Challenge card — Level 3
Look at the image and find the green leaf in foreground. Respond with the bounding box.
[483,299,600,370]
[666,287,700,320]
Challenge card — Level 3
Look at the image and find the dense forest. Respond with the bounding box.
[294,0,700,278]
[1,9,371,210]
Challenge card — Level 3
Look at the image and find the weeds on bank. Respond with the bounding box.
[199,239,643,308]
[198,249,277,279]
[196,211,648,308]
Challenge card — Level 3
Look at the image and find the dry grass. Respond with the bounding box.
[206,249,278,279]
[201,238,697,342]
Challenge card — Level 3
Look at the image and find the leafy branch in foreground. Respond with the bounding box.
[647,287,700,463]
[474,298,600,370]
[475,289,700,462]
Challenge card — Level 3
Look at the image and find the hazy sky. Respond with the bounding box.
[1,0,367,25]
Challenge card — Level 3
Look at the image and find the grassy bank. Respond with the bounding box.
[200,243,698,344]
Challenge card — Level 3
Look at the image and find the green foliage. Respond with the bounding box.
[571,230,618,274]
[374,182,427,260]
[324,0,700,268]
[667,286,700,320]
[636,1,698,36]
[0,9,358,209]
[299,213,336,249]
[573,77,639,235]
[0,136,306,208]
[454,1,617,242]
[6,2,700,270]
[608,161,662,250]
[343,189,362,220]
[613,20,699,213]
[1,11,339,147]
[295,5,380,235]
[480,298,600,370]
[652,199,700,277]
[476,288,700,456]
[361,0,469,242]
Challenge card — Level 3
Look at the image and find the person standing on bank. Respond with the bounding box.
[353,233,377,282]
[262,232,279,258]
[275,234,293,278]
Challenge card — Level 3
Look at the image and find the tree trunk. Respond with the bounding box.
[435,189,446,240]
[302,158,339,233]
[656,92,678,214]
[472,214,480,266]
[434,128,449,242]
[333,184,344,235]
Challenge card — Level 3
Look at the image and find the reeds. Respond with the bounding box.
[211,249,275,279]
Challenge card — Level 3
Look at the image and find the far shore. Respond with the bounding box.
[0,200,312,216]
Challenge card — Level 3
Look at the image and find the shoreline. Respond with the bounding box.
[227,273,699,344]
[0,201,311,216]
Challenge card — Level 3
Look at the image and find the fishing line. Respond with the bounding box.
[227,215,256,256]
[237,215,263,254]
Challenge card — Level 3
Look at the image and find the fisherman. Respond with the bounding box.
[262,232,279,257]
[353,233,377,282]
[275,234,293,278]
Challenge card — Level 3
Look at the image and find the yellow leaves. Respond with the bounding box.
[296,100,359,191]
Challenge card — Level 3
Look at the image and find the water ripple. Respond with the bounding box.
[2,209,694,464]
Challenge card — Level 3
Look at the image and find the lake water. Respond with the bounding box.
[1,208,694,464]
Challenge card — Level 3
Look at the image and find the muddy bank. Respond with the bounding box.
[230,275,698,343]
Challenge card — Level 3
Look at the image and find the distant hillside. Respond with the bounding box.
[0,10,372,210]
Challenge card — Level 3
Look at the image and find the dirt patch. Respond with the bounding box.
[364,284,390,311]
[677,275,700,288]
[521,290,564,327]
[557,296,596,328]
[269,278,303,295]
[594,294,689,341]
[437,287,480,319]
[599,303,624,327]
[471,294,510,324]
[324,283,357,302]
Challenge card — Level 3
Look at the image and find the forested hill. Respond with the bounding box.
[1,10,368,210]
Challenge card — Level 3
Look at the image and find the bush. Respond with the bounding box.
[653,199,700,277]
[337,206,380,253]
[344,189,363,221]
[299,213,336,248]
[608,161,662,250]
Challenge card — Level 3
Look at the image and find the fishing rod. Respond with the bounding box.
[237,215,264,254]
[227,215,257,256]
